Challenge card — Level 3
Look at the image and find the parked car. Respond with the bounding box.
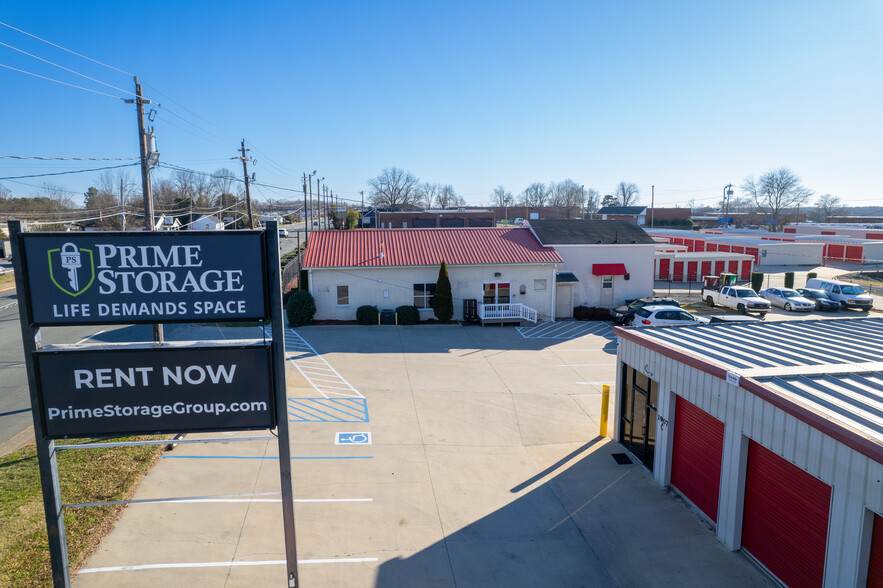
[796,288,841,311]
[634,305,708,327]
[804,277,874,310]
[611,297,680,325]
[279,228,289,237]
[758,288,815,312]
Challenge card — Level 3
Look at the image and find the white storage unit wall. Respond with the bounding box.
[613,318,883,587]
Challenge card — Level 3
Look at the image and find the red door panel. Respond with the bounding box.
[784,227,796,233]
[707,243,718,252]
[695,240,705,252]
[742,441,831,588]
[846,245,863,263]
[728,260,738,274]
[719,244,731,252]
[746,247,759,263]
[714,261,725,275]
[829,244,845,259]
[869,513,883,588]
[866,232,883,240]
[687,261,698,282]
[700,261,712,278]
[658,258,671,279]
[740,260,752,280]
[673,261,684,282]
[670,396,724,523]
[821,230,836,235]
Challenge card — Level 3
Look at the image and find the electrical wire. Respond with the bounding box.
[0,62,125,99]
[0,155,138,161]
[0,20,134,77]
[0,40,136,96]
[0,163,139,181]
[156,104,230,145]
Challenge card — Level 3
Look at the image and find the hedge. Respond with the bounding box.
[286,290,316,327]
[356,305,379,325]
[784,271,794,289]
[395,305,419,325]
[574,306,612,321]
[751,272,764,293]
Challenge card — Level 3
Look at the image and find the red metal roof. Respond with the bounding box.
[302,228,562,268]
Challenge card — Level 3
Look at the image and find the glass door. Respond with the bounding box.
[483,282,511,304]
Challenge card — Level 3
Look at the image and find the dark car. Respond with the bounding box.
[611,297,680,325]
[796,288,840,311]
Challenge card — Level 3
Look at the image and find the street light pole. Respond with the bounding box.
[723,183,734,227]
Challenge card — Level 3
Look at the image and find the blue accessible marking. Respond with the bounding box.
[335,432,372,445]
[288,398,369,423]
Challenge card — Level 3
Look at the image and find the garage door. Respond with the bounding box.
[869,513,883,588]
[670,396,724,523]
[742,441,831,588]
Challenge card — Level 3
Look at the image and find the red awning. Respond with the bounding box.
[592,263,628,276]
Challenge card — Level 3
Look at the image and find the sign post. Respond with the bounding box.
[10,219,298,587]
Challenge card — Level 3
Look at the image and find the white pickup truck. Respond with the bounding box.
[702,274,771,316]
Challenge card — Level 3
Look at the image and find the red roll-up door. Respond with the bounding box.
[740,260,752,280]
[714,260,725,275]
[741,441,831,588]
[670,396,724,523]
[719,244,731,252]
[869,513,883,588]
[658,258,671,279]
[728,260,738,274]
[707,242,718,252]
[746,247,759,263]
[846,245,863,263]
[673,261,684,282]
[695,240,705,252]
[822,230,836,235]
[866,232,883,240]
[700,261,712,278]
[829,244,845,259]
[784,227,796,233]
[687,261,698,282]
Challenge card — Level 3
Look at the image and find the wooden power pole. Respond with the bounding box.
[237,140,255,229]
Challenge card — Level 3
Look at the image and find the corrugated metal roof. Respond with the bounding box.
[626,318,883,371]
[301,228,563,269]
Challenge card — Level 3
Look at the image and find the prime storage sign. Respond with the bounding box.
[21,231,267,325]
[34,343,274,438]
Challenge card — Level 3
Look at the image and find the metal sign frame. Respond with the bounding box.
[9,219,299,587]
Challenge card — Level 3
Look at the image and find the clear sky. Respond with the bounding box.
[1,1,882,209]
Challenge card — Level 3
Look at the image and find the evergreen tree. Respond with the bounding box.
[433,260,453,322]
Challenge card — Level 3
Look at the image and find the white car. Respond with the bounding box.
[633,305,708,327]
[279,228,289,237]
[758,287,814,312]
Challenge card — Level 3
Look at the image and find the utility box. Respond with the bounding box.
[380,309,395,325]
[463,299,478,322]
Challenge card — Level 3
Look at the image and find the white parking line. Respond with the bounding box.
[518,321,615,340]
[80,558,380,573]
[268,328,364,399]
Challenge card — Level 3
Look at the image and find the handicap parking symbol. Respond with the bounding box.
[335,432,372,445]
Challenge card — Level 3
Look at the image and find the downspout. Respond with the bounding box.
[550,264,556,323]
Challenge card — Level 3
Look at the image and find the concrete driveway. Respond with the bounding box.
[75,324,770,587]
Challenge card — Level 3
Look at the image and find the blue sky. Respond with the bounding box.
[1,1,882,208]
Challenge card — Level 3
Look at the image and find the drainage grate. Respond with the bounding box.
[611,453,633,465]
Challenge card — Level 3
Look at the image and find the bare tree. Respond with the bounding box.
[549,179,586,219]
[815,193,842,221]
[368,167,420,209]
[491,185,512,207]
[585,188,600,216]
[0,183,10,200]
[416,182,440,209]
[40,182,77,209]
[521,182,548,207]
[613,182,640,206]
[436,185,459,209]
[741,168,812,230]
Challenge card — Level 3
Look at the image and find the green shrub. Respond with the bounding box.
[356,305,378,325]
[751,272,764,293]
[283,288,296,306]
[433,260,453,322]
[395,305,419,325]
[286,290,316,327]
[806,272,817,283]
[573,306,611,321]
[573,306,590,320]
[784,271,794,289]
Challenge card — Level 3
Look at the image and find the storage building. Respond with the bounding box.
[613,318,883,587]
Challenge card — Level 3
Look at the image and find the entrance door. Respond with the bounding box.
[619,365,658,469]
[555,283,573,318]
[658,258,671,279]
[483,282,510,304]
[600,275,614,306]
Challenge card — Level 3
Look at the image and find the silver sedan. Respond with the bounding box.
[759,287,815,312]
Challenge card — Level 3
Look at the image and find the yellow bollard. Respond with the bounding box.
[600,384,610,437]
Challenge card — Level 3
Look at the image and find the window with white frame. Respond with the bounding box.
[337,285,349,305]
[602,276,613,289]
[534,279,547,291]
[414,283,436,308]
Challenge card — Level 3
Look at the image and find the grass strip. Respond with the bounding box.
[0,436,165,586]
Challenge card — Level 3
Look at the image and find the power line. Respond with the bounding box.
[0,163,138,181]
[0,20,134,77]
[0,155,138,161]
[0,62,125,99]
[156,104,230,145]
[0,40,136,96]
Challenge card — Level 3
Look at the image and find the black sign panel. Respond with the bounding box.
[20,231,267,325]
[34,344,275,438]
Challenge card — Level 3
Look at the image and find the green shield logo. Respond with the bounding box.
[47,243,95,296]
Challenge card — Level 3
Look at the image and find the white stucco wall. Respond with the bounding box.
[553,244,655,307]
[308,264,557,321]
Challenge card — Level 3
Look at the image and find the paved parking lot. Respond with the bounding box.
[76,324,770,587]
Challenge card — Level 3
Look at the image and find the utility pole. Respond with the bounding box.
[324,186,329,230]
[120,177,126,231]
[316,177,323,229]
[651,185,655,228]
[236,140,255,229]
[360,190,364,228]
[302,173,309,243]
[126,77,162,342]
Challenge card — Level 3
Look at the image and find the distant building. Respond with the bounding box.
[596,206,647,225]
[153,215,182,231]
[191,214,223,231]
